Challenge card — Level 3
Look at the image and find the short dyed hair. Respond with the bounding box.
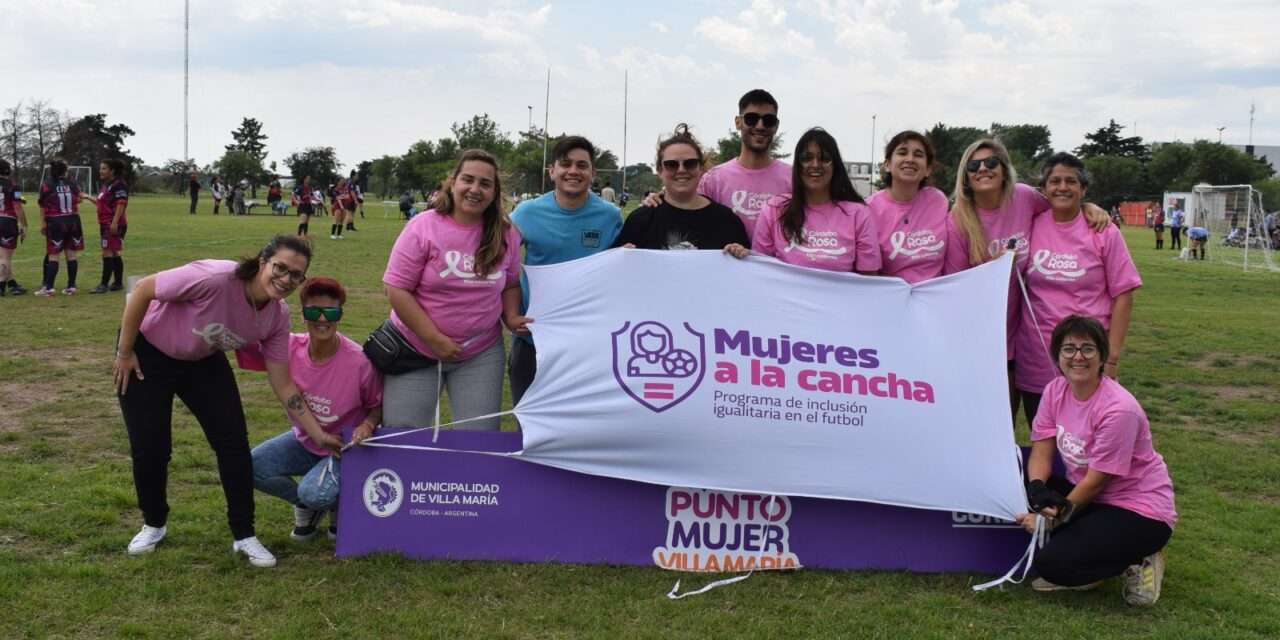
[300,276,346,306]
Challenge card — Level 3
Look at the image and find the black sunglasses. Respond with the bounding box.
[302,306,343,322]
[741,112,779,129]
[661,158,701,172]
[965,156,1002,173]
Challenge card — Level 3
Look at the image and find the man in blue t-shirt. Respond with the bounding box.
[509,136,623,403]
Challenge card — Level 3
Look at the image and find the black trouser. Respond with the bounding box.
[118,333,256,539]
[1020,390,1042,427]
[1033,477,1172,586]
[189,191,199,214]
[1170,227,1182,250]
[508,338,537,405]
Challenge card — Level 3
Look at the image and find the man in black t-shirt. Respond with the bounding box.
[187,172,200,214]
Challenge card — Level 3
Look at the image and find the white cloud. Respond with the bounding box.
[649,21,670,34]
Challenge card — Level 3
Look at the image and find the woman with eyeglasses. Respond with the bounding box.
[866,131,949,283]
[944,139,1110,419]
[251,277,382,542]
[113,234,337,568]
[734,127,880,274]
[1013,153,1140,421]
[1016,315,1174,606]
[613,124,748,251]
[381,149,526,431]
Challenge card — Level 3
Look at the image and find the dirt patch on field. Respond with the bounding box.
[0,383,38,435]
[1188,352,1274,372]
[1204,385,1280,402]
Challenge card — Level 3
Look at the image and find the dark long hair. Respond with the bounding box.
[781,128,863,245]
[234,235,313,281]
[435,149,510,278]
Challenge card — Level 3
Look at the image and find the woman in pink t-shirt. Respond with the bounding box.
[736,128,880,274]
[1016,316,1175,606]
[113,235,338,568]
[1014,153,1141,422]
[251,277,383,541]
[866,131,949,283]
[381,149,527,431]
[943,139,1110,423]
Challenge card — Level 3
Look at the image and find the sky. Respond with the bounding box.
[5,0,1279,173]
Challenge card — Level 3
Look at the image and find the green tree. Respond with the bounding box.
[990,122,1052,182]
[212,150,264,192]
[59,114,143,185]
[623,163,662,195]
[283,147,341,188]
[1082,155,1146,208]
[924,123,987,194]
[1076,120,1147,160]
[226,117,269,196]
[451,114,514,157]
[1253,178,1280,211]
[368,155,398,197]
[1188,140,1273,185]
[1147,143,1196,192]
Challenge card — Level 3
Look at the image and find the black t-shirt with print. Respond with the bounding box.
[613,200,750,251]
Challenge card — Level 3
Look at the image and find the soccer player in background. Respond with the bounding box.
[88,159,130,294]
[293,176,315,237]
[0,159,30,296]
[35,160,85,296]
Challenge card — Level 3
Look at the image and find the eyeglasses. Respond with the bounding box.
[302,306,343,322]
[268,261,307,284]
[661,158,701,172]
[741,113,779,129]
[1059,344,1099,359]
[965,156,1002,173]
[798,153,833,166]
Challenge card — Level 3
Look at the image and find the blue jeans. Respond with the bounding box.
[251,431,341,510]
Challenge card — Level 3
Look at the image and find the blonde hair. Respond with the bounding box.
[950,138,1017,266]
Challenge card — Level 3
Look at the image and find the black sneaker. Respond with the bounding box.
[7,283,25,296]
[89,284,110,294]
[109,282,124,292]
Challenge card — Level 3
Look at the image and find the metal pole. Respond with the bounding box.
[541,68,550,193]
[184,0,189,167]
[616,70,622,194]
[1217,126,1225,143]
[870,114,876,178]
[1249,102,1255,146]
[527,105,533,131]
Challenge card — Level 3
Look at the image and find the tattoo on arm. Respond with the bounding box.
[286,393,305,414]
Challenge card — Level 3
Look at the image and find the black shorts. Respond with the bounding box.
[0,216,18,250]
[298,203,315,215]
[267,195,281,204]
[1154,224,1164,232]
[46,215,85,255]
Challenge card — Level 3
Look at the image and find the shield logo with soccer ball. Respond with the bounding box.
[611,321,706,412]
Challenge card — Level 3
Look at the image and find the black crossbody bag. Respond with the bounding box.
[362,320,437,375]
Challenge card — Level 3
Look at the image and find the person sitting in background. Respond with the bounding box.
[1017,315,1175,607]
[251,277,382,541]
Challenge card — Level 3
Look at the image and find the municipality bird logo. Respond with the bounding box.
[362,468,404,518]
[611,321,705,412]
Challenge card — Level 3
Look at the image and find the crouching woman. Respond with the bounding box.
[1017,315,1176,606]
[252,277,383,540]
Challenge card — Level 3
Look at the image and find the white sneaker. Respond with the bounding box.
[291,505,324,541]
[232,536,277,568]
[330,234,337,239]
[34,287,56,297]
[1123,551,1165,606]
[127,524,167,555]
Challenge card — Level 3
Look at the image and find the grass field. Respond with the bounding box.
[2,193,1278,639]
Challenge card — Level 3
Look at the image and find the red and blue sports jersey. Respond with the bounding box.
[0,177,20,218]
[292,184,313,204]
[97,179,129,225]
[337,183,355,206]
[38,179,80,217]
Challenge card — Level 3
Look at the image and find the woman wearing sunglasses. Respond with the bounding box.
[1014,153,1140,422]
[251,277,382,541]
[113,234,337,568]
[866,131,949,283]
[944,139,1110,419]
[734,127,880,275]
[613,124,748,251]
[381,149,525,431]
[1016,315,1174,606]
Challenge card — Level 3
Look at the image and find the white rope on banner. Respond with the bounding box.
[972,515,1046,591]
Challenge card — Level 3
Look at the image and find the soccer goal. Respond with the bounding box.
[38,165,95,195]
[1188,184,1278,272]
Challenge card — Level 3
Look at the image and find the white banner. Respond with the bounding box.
[514,250,1027,522]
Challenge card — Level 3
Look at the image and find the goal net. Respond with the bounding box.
[1188,184,1278,272]
[38,165,95,195]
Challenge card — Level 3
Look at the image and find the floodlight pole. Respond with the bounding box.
[870,114,877,177]
[1217,126,1225,144]
[622,69,628,195]
[541,68,550,193]
[184,0,189,168]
